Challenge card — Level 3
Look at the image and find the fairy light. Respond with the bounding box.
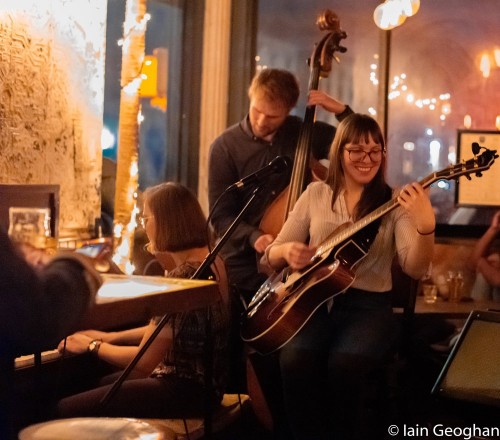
[137,109,145,124]
[480,53,491,78]
[113,2,150,274]
[478,48,500,78]
[113,161,140,275]
[120,12,151,53]
[118,11,152,99]
[369,56,452,123]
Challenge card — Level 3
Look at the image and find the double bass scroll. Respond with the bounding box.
[259,10,348,240]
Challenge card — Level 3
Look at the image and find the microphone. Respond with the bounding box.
[227,156,291,191]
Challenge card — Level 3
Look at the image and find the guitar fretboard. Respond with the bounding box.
[313,149,496,259]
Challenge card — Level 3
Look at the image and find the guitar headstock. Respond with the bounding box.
[310,10,347,78]
[433,147,498,183]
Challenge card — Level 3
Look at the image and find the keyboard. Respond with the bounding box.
[15,349,61,369]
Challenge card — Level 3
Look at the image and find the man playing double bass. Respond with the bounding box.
[208,68,353,436]
[208,68,353,304]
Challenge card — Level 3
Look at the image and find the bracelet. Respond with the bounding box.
[417,228,435,236]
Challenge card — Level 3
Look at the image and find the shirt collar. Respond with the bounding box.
[240,114,288,145]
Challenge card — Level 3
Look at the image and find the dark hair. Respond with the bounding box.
[143,182,208,252]
[248,68,300,109]
[325,113,391,220]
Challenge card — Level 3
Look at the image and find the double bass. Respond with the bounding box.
[259,10,348,239]
[246,10,348,432]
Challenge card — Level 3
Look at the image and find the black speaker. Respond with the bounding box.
[432,310,500,408]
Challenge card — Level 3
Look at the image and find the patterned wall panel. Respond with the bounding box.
[0,1,106,236]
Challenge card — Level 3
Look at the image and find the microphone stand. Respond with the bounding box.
[99,185,265,438]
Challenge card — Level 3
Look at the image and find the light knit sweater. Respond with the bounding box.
[264,181,429,292]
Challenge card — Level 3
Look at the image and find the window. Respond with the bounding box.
[103,0,185,191]
[257,0,500,236]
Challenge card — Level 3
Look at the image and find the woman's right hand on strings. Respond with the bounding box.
[282,242,317,270]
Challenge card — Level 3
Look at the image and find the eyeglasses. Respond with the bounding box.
[345,148,384,163]
[139,215,153,228]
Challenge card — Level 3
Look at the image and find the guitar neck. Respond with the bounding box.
[316,198,398,256]
[316,174,438,257]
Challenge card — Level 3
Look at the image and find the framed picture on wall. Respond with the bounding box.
[456,129,500,208]
[436,130,499,238]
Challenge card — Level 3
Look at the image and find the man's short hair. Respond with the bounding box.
[248,68,300,109]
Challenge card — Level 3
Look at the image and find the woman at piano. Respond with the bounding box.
[56,182,230,419]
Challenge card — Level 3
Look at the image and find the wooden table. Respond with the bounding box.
[414,296,500,318]
[15,274,221,439]
[79,274,221,438]
[79,274,220,330]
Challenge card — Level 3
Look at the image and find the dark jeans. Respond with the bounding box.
[57,372,207,419]
[279,290,398,440]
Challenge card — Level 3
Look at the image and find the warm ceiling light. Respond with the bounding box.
[374,1,407,30]
[400,0,420,17]
[494,49,500,67]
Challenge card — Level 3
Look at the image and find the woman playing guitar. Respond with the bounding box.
[260,113,436,439]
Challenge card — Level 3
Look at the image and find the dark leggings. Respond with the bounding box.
[57,373,206,419]
[279,290,398,440]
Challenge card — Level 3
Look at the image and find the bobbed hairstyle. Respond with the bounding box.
[248,68,300,110]
[325,113,390,220]
[143,182,208,253]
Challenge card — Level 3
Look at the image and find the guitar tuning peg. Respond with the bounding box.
[465,174,472,181]
[475,172,483,177]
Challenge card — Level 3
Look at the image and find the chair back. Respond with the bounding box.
[390,260,418,316]
[390,260,419,353]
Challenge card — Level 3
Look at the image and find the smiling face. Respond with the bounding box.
[248,91,290,141]
[342,134,383,187]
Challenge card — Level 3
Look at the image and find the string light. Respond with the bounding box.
[368,57,451,123]
[479,48,500,78]
[480,53,491,78]
[113,4,151,275]
[113,160,140,275]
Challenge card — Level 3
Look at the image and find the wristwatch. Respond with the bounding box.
[88,339,102,355]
